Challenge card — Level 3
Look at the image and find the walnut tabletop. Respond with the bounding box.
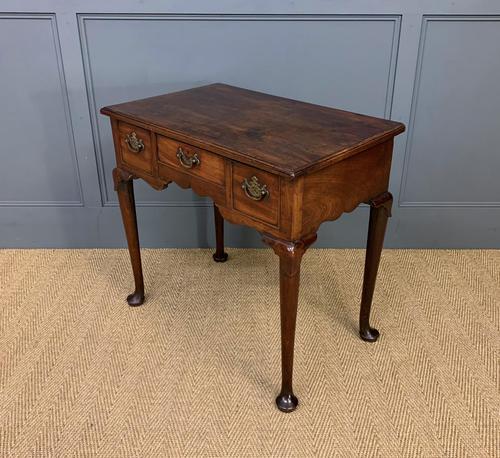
[101,83,404,177]
[101,83,405,413]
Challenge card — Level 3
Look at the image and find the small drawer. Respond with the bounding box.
[232,163,279,226]
[118,122,153,174]
[157,136,225,186]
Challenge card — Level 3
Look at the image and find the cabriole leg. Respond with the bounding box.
[359,191,393,342]
[113,168,145,306]
[262,233,317,412]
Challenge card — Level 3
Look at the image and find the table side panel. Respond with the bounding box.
[301,140,394,236]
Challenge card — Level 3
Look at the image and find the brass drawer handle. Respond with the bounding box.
[176,147,200,169]
[124,132,144,153]
[242,176,269,201]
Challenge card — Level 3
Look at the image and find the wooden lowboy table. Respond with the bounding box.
[101,84,405,412]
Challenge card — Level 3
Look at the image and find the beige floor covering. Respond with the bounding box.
[0,249,499,457]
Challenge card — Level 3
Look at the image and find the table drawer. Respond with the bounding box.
[157,135,225,186]
[118,122,154,174]
[232,163,279,226]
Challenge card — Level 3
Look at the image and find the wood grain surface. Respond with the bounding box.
[101,83,404,177]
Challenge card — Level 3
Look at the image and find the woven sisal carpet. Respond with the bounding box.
[0,249,499,457]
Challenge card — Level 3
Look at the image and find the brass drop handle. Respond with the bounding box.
[124,132,144,153]
[176,147,200,169]
[242,176,269,201]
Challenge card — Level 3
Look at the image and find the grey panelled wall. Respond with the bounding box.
[0,14,82,206]
[80,15,399,207]
[0,1,499,248]
[400,16,500,206]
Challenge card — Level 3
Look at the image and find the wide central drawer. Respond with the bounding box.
[157,135,225,186]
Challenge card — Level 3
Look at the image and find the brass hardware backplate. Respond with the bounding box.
[242,176,269,201]
[124,132,144,153]
[176,147,200,169]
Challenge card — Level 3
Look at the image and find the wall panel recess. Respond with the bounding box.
[0,14,82,206]
[400,16,500,207]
